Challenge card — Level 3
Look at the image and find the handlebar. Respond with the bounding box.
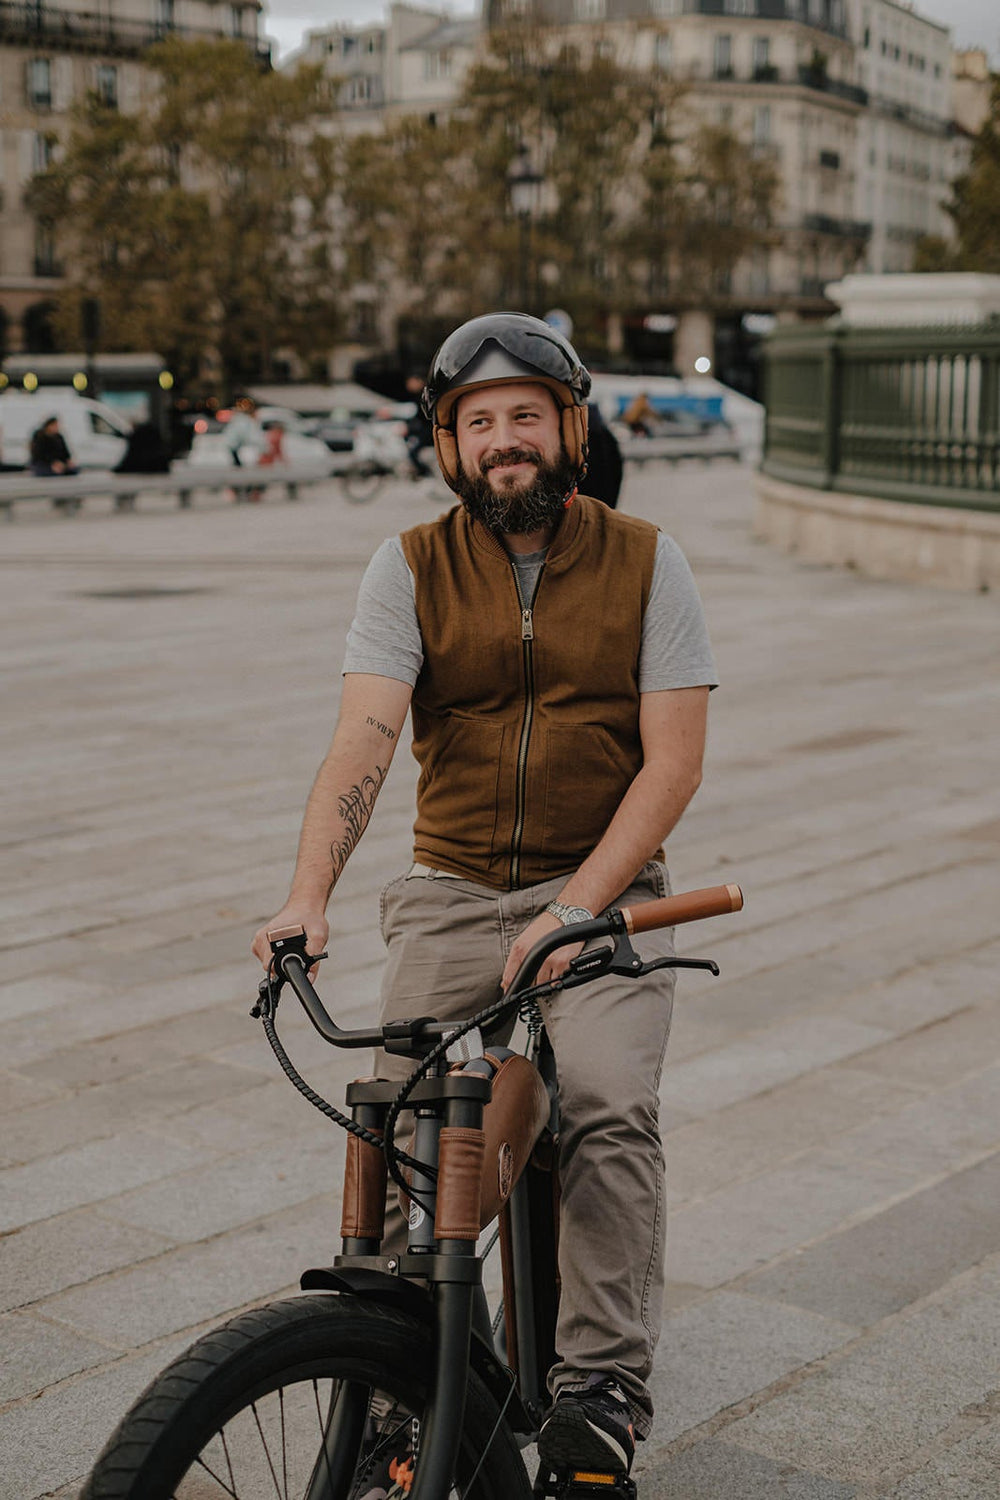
[622,881,743,933]
[262,882,743,1049]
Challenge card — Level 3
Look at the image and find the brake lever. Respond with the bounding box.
[251,928,328,1020]
[559,928,720,987]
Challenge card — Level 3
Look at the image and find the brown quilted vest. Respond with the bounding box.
[399,495,658,890]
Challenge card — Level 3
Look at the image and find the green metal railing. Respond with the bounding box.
[761,322,1000,513]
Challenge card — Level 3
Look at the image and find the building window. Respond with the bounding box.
[753,105,771,144]
[34,225,60,276]
[157,0,175,32]
[654,33,672,71]
[723,0,755,14]
[713,35,732,79]
[32,132,54,173]
[95,65,118,109]
[344,74,377,105]
[752,36,770,75]
[574,0,606,17]
[819,148,840,169]
[26,58,52,109]
[650,0,682,13]
[424,50,453,80]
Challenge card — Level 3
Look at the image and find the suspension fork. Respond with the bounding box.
[406,1072,492,1500]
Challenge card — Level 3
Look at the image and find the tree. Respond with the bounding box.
[27,39,340,390]
[335,26,777,359]
[914,75,1000,274]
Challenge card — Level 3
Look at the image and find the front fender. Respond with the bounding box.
[299,1265,534,1436]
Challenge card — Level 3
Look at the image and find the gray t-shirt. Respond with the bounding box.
[343,530,717,692]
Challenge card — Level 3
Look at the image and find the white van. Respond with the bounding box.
[0,391,131,470]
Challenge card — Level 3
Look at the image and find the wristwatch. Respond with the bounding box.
[545,900,595,926]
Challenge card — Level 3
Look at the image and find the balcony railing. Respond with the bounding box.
[762,323,1000,512]
[684,62,868,107]
[801,213,872,239]
[0,3,271,63]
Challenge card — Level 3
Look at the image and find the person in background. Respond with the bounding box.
[115,421,172,474]
[403,373,435,479]
[30,416,77,476]
[584,401,624,508]
[224,397,262,468]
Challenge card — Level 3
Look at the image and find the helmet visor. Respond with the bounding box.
[425,313,590,421]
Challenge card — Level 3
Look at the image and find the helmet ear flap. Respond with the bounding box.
[562,401,589,473]
[433,425,462,491]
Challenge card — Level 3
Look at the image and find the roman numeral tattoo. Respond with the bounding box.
[330,765,387,880]
[366,716,396,741]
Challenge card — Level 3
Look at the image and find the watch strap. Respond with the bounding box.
[545,900,595,926]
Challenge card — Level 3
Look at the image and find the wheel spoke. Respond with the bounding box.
[279,1386,288,1500]
[310,1378,335,1491]
[250,1400,284,1498]
[192,1452,240,1498]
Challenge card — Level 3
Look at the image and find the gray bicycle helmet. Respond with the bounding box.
[422,312,591,491]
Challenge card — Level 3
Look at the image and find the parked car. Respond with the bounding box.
[0,391,131,470]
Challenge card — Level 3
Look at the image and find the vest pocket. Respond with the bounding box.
[539,722,639,861]
[415,715,505,865]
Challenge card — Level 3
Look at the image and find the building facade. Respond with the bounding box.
[0,0,265,356]
[295,0,982,382]
[291,3,479,130]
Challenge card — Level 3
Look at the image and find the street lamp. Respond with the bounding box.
[507,142,543,312]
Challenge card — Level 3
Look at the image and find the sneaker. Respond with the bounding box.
[537,1374,636,1475]
[350,1419,416,1499]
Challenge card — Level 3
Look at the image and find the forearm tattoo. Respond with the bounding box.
[330,765,387,880]
[366,715,397,742]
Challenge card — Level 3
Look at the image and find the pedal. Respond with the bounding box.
[533,1464,637,1498]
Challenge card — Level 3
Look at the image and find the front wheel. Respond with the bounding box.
[82,1293,531,1499]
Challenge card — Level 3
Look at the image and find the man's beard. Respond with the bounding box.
[454,446,578,536]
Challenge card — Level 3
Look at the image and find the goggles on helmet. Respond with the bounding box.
[422,312,591,426]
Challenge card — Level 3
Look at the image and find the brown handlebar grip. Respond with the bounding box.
[621,883,743,935]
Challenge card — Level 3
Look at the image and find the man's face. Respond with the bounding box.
[453,382,576,535]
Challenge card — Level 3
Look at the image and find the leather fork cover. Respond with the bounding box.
[340,1127,387,1241]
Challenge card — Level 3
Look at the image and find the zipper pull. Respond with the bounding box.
[521,607,534,641]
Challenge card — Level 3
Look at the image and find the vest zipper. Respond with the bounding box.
[510,568,542,888]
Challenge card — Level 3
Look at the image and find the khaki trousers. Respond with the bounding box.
[375,861,675,1437]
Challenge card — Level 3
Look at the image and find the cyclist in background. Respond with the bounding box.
[253,311,716,1485]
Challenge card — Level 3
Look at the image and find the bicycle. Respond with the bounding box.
[338,455,449,506]
[81,880,743,1500]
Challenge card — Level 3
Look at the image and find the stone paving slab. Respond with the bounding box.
[724,1254,1000,1488]
[740,1151,1000,1327]
[2,462,998,1497]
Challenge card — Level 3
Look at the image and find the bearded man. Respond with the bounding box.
[253,313,717,1488]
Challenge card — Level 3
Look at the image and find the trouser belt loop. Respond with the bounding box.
[406,862,458,880]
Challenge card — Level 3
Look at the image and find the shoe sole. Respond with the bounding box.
[537,1404,631,1474]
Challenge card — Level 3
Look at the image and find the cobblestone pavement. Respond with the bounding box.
[2,462,998,1499]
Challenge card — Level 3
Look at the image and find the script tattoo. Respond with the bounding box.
[330,765,387,880]
[366,715,397,742]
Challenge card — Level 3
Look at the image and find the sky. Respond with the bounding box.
[260,0,999,65]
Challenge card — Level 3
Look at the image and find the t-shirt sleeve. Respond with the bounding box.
[638,532,718,693]
[342,537,424,686]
